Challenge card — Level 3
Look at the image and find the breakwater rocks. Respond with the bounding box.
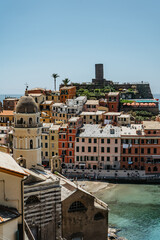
[108,227,127,240]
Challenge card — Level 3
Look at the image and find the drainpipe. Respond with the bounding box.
[20,175,29,240]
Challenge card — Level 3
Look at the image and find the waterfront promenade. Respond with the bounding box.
[63,169,160,183]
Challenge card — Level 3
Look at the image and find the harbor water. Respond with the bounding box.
[95,184,160,240]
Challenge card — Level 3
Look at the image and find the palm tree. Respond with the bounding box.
[52,73,59,91]
[62,78,70,86]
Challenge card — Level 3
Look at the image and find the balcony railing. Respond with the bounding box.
[15,123,42,128]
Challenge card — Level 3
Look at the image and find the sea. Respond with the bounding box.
[95,184,160,240]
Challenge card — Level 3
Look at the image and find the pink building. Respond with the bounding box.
[75,124,121,170]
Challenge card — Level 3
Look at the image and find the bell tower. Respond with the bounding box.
[13,95,42,169]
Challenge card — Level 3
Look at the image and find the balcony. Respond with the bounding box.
[15,123,42,128]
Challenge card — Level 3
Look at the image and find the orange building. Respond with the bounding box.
[0,111,14,126]
[60,86,76,103]
[106,92,120,112]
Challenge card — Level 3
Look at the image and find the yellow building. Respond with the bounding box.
[0,152,27,240]
[41,123,60,167]
[80,111,106,124]
[40,100,54,123]
[0,110,14,126]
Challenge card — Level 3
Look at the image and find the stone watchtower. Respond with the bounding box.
[13,95,42,168]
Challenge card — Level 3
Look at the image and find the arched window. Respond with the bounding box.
[148,167,151,172]
[30,140,33,149]
[68,201,87,212]
[94,212,105,221]
[29,118,32,125]
[26,195,40,205]
[153,166,158,172]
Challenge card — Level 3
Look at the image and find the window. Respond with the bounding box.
[69,136,72,141]
[101,139,104,144]
[69,129,72,133]
[141,139,144,144]
[76,147,79,152]
[154,148,157,154]
[153,166,158,172]
[52,152,54,156]
[101,147,104,153]
[63,135,65,139]
[62,143,65,148]
[45,136,48,140]
[88,147,91,152]
[141,157,144,162]
[115,147,118,153]
[123,149,126,154]
[94,212,104,220]
[52,143,54,148]
[115,156,118,161]
[76,138,79,142]
[69,151,72,156]
[135,157,138,162]
[82,146,85,152]
[107,147,110,153]
[115,139,118,144]
[82,138,85,142]
[141,148,144,154]
[128,148,131,154]
[88,138,92,143]
[76,156,79,161]
[69,159,72,163]
[30,140,33,149]
[154,139,158,144]
[135,148,138,154]
[45,152,48,156]
[41,143,43,148]
[45,143,48,148]
[107,156,110,161]
[93,147,97,152]
[59,135,61,139]
[101,156,104,161]
[123,157,125,162]
[147,148,151,154]
[68,201,87,212]
[134,139,139,144]
[94,139,97,143]
[107,139,110,144]
[52,136,54,140]
[110,129,115,134]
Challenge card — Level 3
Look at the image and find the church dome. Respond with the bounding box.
[16,95,39,113]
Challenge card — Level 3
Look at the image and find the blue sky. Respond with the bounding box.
[0,0,160,94]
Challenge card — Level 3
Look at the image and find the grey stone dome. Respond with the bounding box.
[16,95,38,113]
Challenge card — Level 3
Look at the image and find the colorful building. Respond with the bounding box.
[83,100,99,112]
[0,110,14,126]
[58,117,83,168]
[60,86,76,103]
[106,92,120,112]
[75,124,121,170]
